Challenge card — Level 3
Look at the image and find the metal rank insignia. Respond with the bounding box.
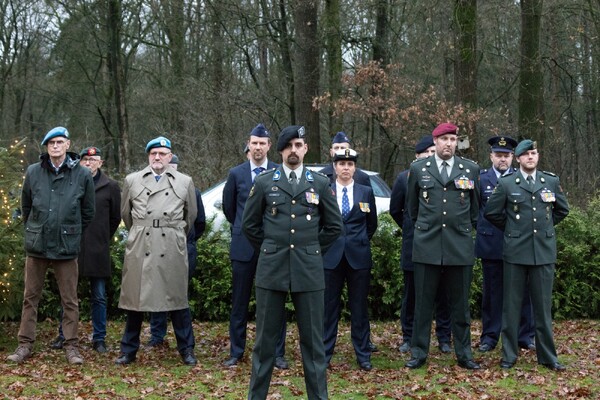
[359,202,370,213]
[423,191,429,203]
[271,207,278,216]
[454,176,475,190]
[540,189,556,203]
[305,192,319,205]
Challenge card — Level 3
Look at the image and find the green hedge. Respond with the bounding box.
[2,203,599,322]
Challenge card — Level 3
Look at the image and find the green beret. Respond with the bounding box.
[515,139,537,157]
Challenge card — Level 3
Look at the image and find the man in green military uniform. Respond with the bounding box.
[405,122,481,370]
[242,125,342,400]
[484,139,569,371]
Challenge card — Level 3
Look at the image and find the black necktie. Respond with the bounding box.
[289,171,297,185]
[155,175,161,182]
[527,175,534,188]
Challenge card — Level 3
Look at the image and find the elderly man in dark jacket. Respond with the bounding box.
[51,146,121,354]
[7,127,95,365]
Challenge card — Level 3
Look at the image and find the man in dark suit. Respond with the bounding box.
[390,135,452,354]
[475,136,535,353]
[485,139,569,371]
[222,124,287,368]
[322,148,378,371]
[243,125,342,400]
[405,123,481,370]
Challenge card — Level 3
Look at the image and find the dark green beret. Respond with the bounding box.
[515,139,537,157]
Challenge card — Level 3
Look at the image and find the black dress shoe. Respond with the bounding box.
[181,349,197,366]
[274,356,289,369]
[457,359,481,370]
[405,358,426,369]
[223,356,241,367]
[398,342,411,353]
[500,360,515,369]
[478,343,494,352]
[540,362,566,371]
[50,336,65,350]
[438,342,452,353]
[520,343,536,351]
[368,341,378,352]
[115,353,136,365]
[359,361,373,371]
[93,341,108,354]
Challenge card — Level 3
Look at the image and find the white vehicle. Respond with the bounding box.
[201,164,391,231]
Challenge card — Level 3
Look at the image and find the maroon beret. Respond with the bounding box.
[432,123,458,138]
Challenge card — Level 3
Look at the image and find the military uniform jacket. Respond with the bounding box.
[119,165,197,311]
[407,155,480,266]
[390,169,416,271]
[484,170,569,266]
[474,167,515,260]
[242,166,343,292]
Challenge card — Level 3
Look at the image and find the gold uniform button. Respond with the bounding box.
[533,218,537,222]
[443,199,447,203]
[291,229,295,234]
[442,224,446,228]
[291,214,296,219]
[533,230,537,233]
[292,200,296,204]
[290,244,295,249]
[443,211,447,215]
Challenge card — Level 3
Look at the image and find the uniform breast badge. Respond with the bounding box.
[306,192,320,205]
[359,202,370,213]
[423,191,429,203]
[540,189,556,203]
[454,176,475,190]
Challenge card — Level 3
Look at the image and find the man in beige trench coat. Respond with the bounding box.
[115,136,198,366]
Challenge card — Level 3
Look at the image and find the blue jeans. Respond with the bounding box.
[58,277,107,343]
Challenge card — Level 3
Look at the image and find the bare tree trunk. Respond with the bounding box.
[453,0,478,160]
[324,0,342,140]
[293,0,320,163]
[518,0,544,143]
[107,0,129,173]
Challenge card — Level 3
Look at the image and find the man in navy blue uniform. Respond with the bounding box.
[322,149,378,371]
[475,136,535,353]
[222,123,288,368]
[389,136,452,354]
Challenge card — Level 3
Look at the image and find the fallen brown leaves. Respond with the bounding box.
[0,319,598,399]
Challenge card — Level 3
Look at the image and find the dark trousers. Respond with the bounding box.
[230,258,286,359]
[400,269,452,344]
[120,308,195,355]
[411,263,473,363]
[323,256,371,364]
[502,263,558,365]
[480,259,535,348]
[249,287,327,400]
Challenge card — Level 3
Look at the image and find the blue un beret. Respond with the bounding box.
[514,139,536,157]
[488,135,518,153]
[414,136,434,154]
[41,126,69,146]
[277,125,306,152]
[332,131,350,144]
[249,123,270,138]
[145,136,171,153]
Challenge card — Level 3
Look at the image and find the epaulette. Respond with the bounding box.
[311,169,328,178]
[541,170,557,177]
[480,168,488,174]
[459,156,478,164]
[501,170,515,177]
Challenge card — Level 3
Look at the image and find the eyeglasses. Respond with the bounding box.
[149,151,172,158]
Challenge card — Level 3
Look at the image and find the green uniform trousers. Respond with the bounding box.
[502,262,558,365]
[411,262,474,363]
[249,287,327,400]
